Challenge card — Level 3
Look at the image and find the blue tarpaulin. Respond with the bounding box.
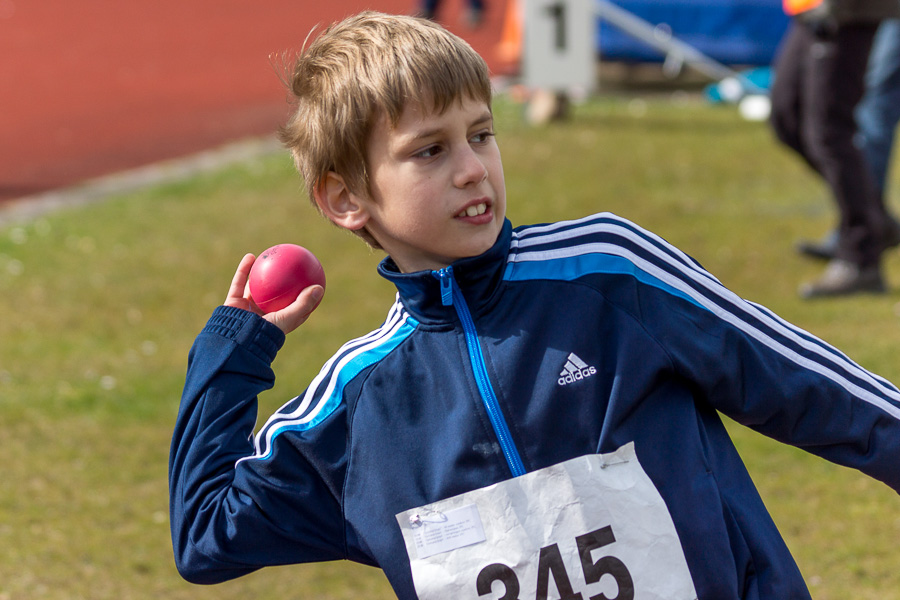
[598,0,790,66]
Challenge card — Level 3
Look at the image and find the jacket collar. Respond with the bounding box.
[377,219,512,323]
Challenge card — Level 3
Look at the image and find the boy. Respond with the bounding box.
[169,11,900,599]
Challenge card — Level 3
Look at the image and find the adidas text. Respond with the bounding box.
[558,353,597,386]
[558,366,597,386]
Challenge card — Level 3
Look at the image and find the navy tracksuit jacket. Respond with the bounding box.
[169,213,900,598]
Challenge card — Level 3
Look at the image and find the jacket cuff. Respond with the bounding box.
[202,305,286,363]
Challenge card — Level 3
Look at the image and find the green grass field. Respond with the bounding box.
[1,94,899,599]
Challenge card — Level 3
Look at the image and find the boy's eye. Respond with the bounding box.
[414,145,442,159]
[471,131,495,144]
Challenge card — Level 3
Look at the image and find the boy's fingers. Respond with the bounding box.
[224,254,256,307]
[265,284,325,334]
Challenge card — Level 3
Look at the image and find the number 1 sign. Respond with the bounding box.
[523,0,595,93]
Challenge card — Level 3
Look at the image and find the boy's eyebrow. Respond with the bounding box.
[407,110,494,142]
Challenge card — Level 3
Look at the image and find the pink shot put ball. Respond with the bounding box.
[248,244,326,314]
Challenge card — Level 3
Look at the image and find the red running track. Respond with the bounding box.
[0,0,515,204]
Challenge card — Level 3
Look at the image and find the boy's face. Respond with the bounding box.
[356,96,506,273]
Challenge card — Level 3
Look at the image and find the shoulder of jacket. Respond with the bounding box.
[240,299,419,463]
[508,213,709,279]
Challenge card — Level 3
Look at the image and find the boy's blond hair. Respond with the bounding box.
[279,11,493,246]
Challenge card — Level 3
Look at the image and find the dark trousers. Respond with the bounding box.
[770,20,886,266]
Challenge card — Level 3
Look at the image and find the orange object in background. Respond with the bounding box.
[495,0,522,72]
[783,0,824,16]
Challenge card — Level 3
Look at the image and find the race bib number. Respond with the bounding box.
[396,443,697,600]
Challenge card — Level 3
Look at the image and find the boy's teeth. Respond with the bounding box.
[460,203,487,217]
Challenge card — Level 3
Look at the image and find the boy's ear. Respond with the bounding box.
[314,172,370,232]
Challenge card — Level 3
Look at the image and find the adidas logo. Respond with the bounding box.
[558,353,597,386]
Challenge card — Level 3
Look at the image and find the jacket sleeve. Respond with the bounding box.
[635,265,900,493]
[168,306,347,584]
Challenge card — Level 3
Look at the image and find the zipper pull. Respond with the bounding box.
[433,267,454,306]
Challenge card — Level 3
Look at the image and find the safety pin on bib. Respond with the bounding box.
[599,457,631,469]
[409,509,449,529]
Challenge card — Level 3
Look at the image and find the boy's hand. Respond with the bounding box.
[224,253,325,335]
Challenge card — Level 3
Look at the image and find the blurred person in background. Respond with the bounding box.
[800,18,900,264]
[770,0,900,298]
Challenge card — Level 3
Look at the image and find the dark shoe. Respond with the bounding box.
[796,231,838,261]
[799,259,886,299]
[798,222,900,261]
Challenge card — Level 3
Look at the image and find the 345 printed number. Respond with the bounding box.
[476,525,634,600]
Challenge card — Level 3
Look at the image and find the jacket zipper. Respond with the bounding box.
[434,267,527,477]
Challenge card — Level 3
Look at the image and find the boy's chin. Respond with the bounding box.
[460,232,502,260]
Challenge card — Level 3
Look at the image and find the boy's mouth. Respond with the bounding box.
[457,201,488,218]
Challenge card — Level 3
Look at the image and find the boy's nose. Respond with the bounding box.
[453,148,488,188]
